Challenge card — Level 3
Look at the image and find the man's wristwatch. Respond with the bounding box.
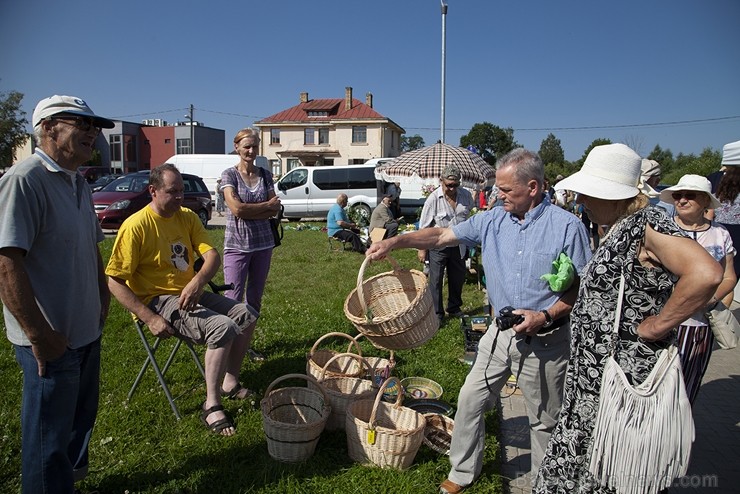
[541,309,554,328]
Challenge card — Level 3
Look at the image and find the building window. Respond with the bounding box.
[176,138,191,154]
[164,138,171,144]
[352,126,367,143]
[304,128,315,145]
[287,158,299,171]
[308,111,328,117]
[271,129,280,145]
[109,135,122,162]
[318,128,329,145]
[324,158,334,166]
[350,159,365,165]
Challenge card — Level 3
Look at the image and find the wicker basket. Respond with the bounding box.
[343,256,439,351]
[422,413,454,455]
[260,374,331,463]
[306,332,364,380]
[349,334,396,385]
[309,353,376,431]
[345,377,426,470]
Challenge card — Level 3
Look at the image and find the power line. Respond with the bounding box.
[405,115,740,134]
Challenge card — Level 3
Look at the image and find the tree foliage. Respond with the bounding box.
[0,90,29,166]
[576,138,612,167]
[400,134,425,153]
[539,133,565,166]
[647,144,675,177]
[662,148,721,185]
[459,122,518,167]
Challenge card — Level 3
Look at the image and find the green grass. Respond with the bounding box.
[0,225,504,494]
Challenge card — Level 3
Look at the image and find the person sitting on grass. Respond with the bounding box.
[327,193,366,253]
[106,163,259,436]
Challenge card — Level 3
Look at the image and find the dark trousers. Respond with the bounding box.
[383,221,399,238]
[428,246,465,317]
[333,230,366,253]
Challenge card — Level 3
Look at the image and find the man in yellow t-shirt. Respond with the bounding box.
[106,164,258,436]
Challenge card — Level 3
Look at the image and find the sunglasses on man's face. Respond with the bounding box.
[671,191,697,201]
[49,116,101,133]
[444,181,460,189]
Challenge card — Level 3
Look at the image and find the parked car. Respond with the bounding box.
[93,171,212,230]
[78,165,113,184]
[90,173,121,192]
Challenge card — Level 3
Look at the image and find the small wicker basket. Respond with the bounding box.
[260,374,331,463]
[345,377,426,470]
[349,334,396,384]
[343,256,439,351]
[306,332,364,380]
[422,413,455,455]
[309,352,376,431]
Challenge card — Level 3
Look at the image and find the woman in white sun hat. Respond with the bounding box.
[534,144,723,493]
[712,139,740,279]
[660,174,736,405]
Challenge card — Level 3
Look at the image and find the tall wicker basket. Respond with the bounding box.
[343,256,439,351]
[309,353,376,431]
[260,374,331,463]
[345,377,426,470]
[306,332,364,380]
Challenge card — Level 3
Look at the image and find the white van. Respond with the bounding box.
[165,154,268,201]
[275,164,380,220]
[373,158,434,217]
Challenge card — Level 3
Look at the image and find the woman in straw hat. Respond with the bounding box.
[659,175,736,405]
[534,144,722,493]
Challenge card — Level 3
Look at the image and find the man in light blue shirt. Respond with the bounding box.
[367,149,592,493]
[327,193,366,253]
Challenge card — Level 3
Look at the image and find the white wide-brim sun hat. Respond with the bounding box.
[659,174,722,209]
[554,143,641,200]
[722,140,740,166]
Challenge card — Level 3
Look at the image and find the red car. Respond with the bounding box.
[93,171,212,230]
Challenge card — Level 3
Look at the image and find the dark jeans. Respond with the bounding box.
[14,338,101,494]
[333,230,366,253]
[429,246,465,318]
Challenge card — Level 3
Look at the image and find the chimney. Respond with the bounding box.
[345,86,353,111]
[300,92,309,103]
[366,92,373,108]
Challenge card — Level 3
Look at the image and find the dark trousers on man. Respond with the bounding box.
[333,230,366,253]
[428,246,465,319]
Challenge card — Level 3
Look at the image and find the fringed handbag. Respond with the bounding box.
[588,273,695,494]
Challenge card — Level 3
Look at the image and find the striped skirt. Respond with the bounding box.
[675,324,715,405]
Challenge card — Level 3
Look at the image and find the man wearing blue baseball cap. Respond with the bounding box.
[0,95,114,493]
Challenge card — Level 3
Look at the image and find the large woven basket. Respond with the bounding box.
[345,377,426,470]
[343,256,439,351]
[349,334,396,385]
[306,332,364,380]
[309,353,376,431]
[260,374,331,463]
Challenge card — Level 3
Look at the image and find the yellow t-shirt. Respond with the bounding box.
[106,205,214,305]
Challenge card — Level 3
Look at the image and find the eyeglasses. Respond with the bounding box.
[671,192,697,201]
[48,116,101,133]
[444,182,460,189]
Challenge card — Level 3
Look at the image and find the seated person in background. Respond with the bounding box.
[369,193,399,240]
[106,164,259,437]
[327,193,366,253]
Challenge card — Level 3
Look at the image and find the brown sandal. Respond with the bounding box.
[200,404,234,435]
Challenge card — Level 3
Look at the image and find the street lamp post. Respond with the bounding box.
[440,0,447,144]
[184,104,195,154]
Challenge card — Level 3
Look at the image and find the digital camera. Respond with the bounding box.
[495,306,524,330]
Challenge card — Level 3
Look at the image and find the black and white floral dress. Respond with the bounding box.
[534,207,683,493]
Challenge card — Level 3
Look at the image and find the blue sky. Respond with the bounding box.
[2,0,738,161]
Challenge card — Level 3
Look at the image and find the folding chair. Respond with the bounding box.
[127,320,205,420]
[127,260,233,420]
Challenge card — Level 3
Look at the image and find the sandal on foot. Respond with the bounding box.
[200,404,234,436]
[439,479,466,494]
[220,383,256,400]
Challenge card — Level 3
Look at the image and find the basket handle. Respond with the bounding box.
[348,334,396,364]
[356,255,403,317]
[308,331,362,358]
[264,373,329,403]
[318,352,371,382]
[368,377,404,429]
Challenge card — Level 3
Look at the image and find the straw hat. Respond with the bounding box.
[721,140,740,166]
[554,143,641,200]
[659,175,721,209]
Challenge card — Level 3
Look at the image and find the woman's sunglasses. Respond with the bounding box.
[671,191,697,201]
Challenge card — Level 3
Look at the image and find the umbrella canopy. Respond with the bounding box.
[374,142,496,188]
